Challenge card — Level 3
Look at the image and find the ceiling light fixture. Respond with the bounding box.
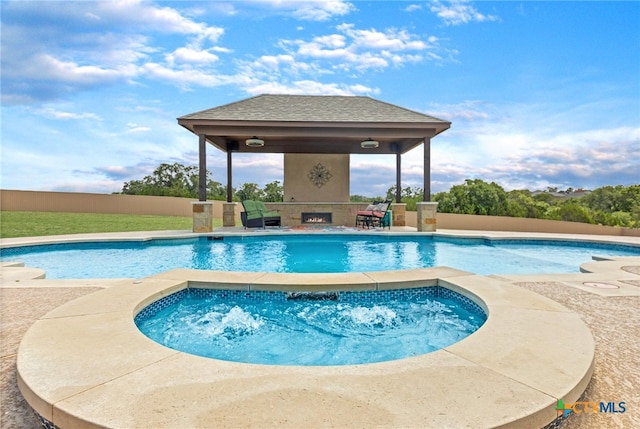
[360,138,379,149]
[245,136,265,147]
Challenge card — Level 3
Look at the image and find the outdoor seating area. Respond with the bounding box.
[355,200,392,229]
[240,200,281,229]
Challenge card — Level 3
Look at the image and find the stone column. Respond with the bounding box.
[223,202,237,228]
[417,202,438,232]
[391,203,406,227]
[192,201,213,233]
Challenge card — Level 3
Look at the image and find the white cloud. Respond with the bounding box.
[399,98,640,192]
[98,165,145,180]
[255,54,297,71]
[1,2,445,105]
[337,24,428,51]
[287,1,355,21]
[284,23,446,74]
[425,100,491,122]
[50,180,125,194]
[0,1,227,104]
[211,46,233,53]
[404,4,423,13]
[85,12,101,21]
[93,35,155,67]
[312,34,347,49]
[140,63,242,89]
[244,80,375,96]
[428,125,640,192]
[235,0,354,21]
[241,54,312,80]
[165,47,220,66]
[94,0,225,40]
[230,20,435,94]
[31,107,102,121]
[26,54,137,85]
[126,123,151,133]
[430,0,499,26]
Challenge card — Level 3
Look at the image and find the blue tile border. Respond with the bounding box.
[135,285,487,325]
[134,288,189,322]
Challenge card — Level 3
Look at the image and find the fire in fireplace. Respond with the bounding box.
[301,212,332,224]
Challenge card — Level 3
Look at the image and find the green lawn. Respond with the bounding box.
[0,211,222,238]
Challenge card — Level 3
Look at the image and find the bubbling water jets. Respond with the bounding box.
[137,287,488,366]
[180,305,264,340]
[342,305,398,328]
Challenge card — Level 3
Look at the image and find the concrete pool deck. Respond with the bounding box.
[1,228,640,429]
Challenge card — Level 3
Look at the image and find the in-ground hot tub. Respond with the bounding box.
[134,286,487,366]
[17,267,595,429]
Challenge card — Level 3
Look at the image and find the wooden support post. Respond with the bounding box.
[395,149,402,203]
[198,134,207,202]
[226,149,233,202]
[423,137,431,202]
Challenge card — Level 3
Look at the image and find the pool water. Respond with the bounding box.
[134,287,487,365]
[1,235,639,278]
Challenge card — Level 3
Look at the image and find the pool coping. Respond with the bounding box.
[7,229,640,428]
[3,228,640,250]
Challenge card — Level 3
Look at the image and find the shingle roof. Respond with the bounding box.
[179,94,448,124]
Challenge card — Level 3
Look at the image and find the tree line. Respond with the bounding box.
[119,163,640,228]
[432,179,640,228]
[119,162,284,202]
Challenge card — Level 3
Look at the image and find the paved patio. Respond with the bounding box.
[1,229,639,428]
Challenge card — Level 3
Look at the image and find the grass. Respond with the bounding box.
[0,211,222,238]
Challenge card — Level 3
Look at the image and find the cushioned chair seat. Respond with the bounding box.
[241,200,281,229]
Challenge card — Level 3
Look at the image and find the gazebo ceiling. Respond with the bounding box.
[178,94,451,155]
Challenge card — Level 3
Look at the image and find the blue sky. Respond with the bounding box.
[1,0,638,197]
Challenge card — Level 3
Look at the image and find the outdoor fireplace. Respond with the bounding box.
[301,212,332,225]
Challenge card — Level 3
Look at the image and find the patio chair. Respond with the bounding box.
[355,200,380,228]
[379,209,392,229]
[241,200,281,229]
[359,200,392,229]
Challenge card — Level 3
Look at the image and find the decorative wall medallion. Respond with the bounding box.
[307,163,332,188]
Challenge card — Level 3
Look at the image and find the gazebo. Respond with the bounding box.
[177,94,450,231]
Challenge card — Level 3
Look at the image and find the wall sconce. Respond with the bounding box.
[245,136,265,147]
[360,138,379,149]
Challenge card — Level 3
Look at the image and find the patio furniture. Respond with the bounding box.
[368,200,392,229]
[241,200,281,229]
[380,209,392,229]
[355,201,380,228]
[356,200,391,229]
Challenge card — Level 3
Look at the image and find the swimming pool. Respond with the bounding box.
[135,286,487,365]
[2,234,639,278]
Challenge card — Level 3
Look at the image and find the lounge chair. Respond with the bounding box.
[241,200,281,229]
[357,200,391,229]
[355,200,380,228]
[371,200,392,229]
